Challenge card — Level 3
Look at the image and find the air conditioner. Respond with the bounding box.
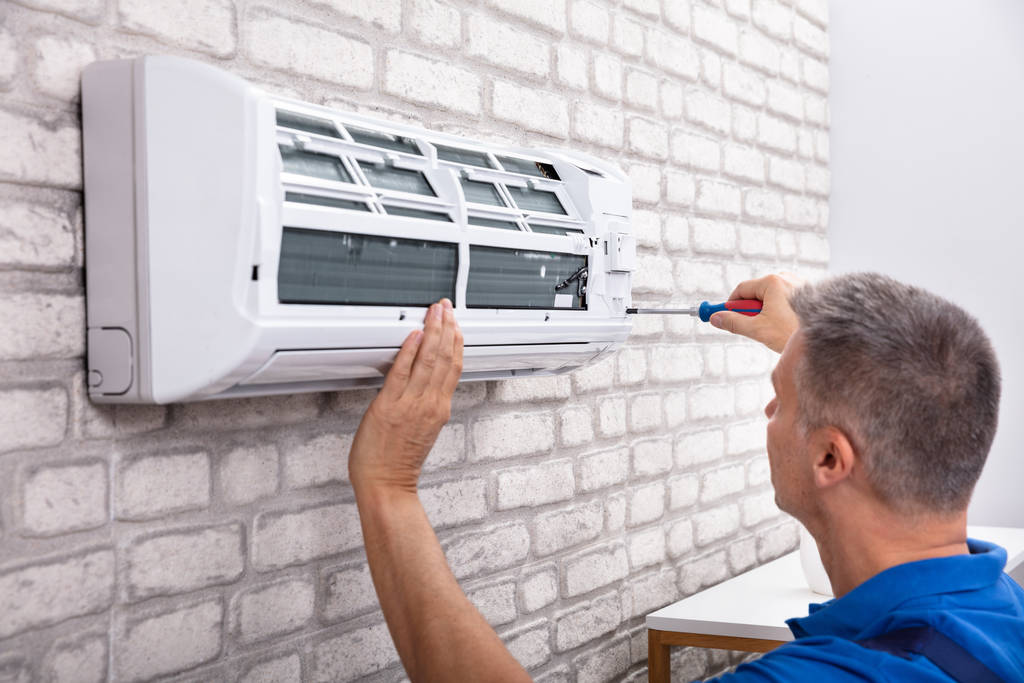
[82,56,635,404]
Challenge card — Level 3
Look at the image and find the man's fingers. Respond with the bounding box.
[381,329,423,400]
[443,323,465,396]
[728,275,774,302]
[407,303,444,395]
[709,310,756,336]
[431,299,457,387]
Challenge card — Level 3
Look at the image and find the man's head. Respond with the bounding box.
[767,272,1001,519]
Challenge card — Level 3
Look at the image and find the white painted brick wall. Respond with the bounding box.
[1,0,826,678]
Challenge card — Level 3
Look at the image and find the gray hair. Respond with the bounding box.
[789,273,1000,514]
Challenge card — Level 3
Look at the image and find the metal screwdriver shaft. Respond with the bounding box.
[626,300,763,323]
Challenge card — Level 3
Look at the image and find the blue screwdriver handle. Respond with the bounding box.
[698,299,763,323]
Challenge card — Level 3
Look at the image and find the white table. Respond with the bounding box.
[645,525,1024,683]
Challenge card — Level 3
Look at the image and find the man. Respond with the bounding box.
[347,273,1024,682]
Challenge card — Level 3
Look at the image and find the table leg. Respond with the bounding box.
[648,629,671,683]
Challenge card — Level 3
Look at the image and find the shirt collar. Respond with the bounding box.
[787,538,1008,640]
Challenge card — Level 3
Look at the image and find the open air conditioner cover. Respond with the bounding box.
[82,56,635,404]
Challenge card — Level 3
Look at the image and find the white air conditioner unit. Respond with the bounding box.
[82,56,635,404]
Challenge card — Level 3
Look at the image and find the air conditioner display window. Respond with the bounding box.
[279,228,458,306]
[358,161,436,196]
[529,224,584,236]
[276,110,342,139]
[497,156,561,181]
[285,192,370,211]
[468,216,521,231]
[347,127,421,156]
[506,186,567,215]
[461,179,505,206]
[280,146,352,183]
[436,145,493,168]
[384,206,452,222]
[467,246,587,310]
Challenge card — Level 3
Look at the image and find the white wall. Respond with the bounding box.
[829,0,1024,526]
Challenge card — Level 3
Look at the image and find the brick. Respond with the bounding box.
[744,188,785,221]
[578,447,629,492]
[694,504,741,546]
[624,569,677,618]
[560,406,594,447]
[815,130,830,162]
[284,433,351,489]
[739,224,776,257]
[239,655,301,683]
[616,346,647,385]
[597,396,627,437]
[700,48,721,88]
[700,464,746,503]
[733,104,758,142]
[0,110,81,187]
[777,230,797,258]
[116,452,209,520]
[505,621,552,669]
[120,0,235,57]
[780,46,801,82]
[630,312,664,339]
[704,344,726,377]
[322,561,377,622]
[726,344,771,378]
[43,633,107,683]
[468,581,517,626]
[768,80,804,121]
[571,354,614,393]
[625,68,658,110]
[627,117,668,160]
[574,639,630,683]
[492,80,569,137]
[177,394,319,431]
[0,387,67,453]
[626,162,662,203]
[612,15,645,57]
[739,29,780,74]
[494,375,571,403]
[0,294,84,360]
[722,144,764,183]
[648,345,703,383]
[625,0,660,18]
[605,493,627,532]
[115,599,221,682]
[631,254,673,294]
[742,491,780,527]
[665,170,696,207]
[693,5,738,55]
[321,0,401,32]
[628,527,666,569]
[486,0,567,33]
[632,436,673,476]
[723,62,766,106]
[629,393,662,433]
[797,0,828,25]
[409,0,460,47]
[785,194,819,228]
[664,390,687,428]
[234,579,314,644]
[807,165,831,196]
[752,0,791,40]
[794,14,828,57]
[124,523,243,601]
[467,14,550,78]
[570,0,610,43]
[671,132,720,172]
[573,100,624,148]
[663,0,691,31]
[676,428,725,468]
[667,518,695,557]
[688,384,734,420]
[0,549,113,639]
[758,521,798,561]
[0,29,16,88]
[555,592,619,651]
[684,90,730,134]
[691,218,737,255]
[628,482,664,526]
[32,35,95,101]
[444,523,530,579]
[727,0,752,18]
[768,156,805,191]
[519,568,558,612]
[22,460,106,536]
[420,478,488,528]
[472,412,554,461]
[802,56,829,93]
[674,260,724,297]
[758,113,797,153]
[679,551,730,594]
[664,215,689,252]
[564,545,628,597]
[384,50,481,115]
[534,499,603,556]
[556,44,588,90]
[647,30,700,81]
[695,180,741,217]
[659,79,684,118]
[798,232,830,263]
[219,444,277,506]
[253,503,361,570]
[424,422,466,471]
[497,460,574,510]
[313,622,398,682]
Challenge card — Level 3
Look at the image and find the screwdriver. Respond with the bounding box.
[626,300,763,323]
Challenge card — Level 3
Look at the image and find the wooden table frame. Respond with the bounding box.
[647,629,785,683]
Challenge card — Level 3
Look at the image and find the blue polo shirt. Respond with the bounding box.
[705,539,1024,682]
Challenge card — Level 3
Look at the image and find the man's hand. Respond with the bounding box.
[348,298,463,494]
[709,273,804,353]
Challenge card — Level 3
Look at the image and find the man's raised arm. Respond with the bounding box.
[347,298,531,683]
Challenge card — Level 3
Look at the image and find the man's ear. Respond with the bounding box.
[808,426,857,489]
